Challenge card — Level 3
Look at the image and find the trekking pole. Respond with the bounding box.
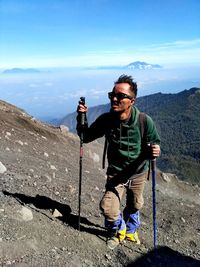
[78,97,85,231]
[151,157,157,249]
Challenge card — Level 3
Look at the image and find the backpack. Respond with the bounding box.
[102,112,147,169]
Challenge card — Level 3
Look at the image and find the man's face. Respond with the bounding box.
[110,83,135,113]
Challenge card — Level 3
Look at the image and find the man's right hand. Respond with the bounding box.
[77,103,88,113]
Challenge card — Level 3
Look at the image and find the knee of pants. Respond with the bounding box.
[100,193,120,222]
[134,195,144,210]
[127,195,144,212]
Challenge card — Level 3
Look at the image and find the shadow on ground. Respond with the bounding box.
[2,190,106,239]
[126,246,200,267]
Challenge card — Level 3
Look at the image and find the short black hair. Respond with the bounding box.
[114,74,137,97]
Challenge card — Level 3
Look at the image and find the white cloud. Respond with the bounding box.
[135,39,200,66]
[44,82,53,87]
[1,39,199,69]
[150,39,200,49]
[29,83,40,88]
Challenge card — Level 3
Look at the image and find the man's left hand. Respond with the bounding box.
[151,144,160,158]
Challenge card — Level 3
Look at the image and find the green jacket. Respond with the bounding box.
[78,106,160,176]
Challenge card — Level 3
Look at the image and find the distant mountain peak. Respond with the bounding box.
[2,68,40,74]
[126,61,162,70]
[87,61,162,70]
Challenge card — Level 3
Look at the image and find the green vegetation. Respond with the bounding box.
[136,88,200,184]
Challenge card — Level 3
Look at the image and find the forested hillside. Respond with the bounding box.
[137,88,200,184]
[61,88,200,184]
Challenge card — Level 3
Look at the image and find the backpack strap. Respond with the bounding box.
[139,112,147,140]
[102,137,108,169]
[139,112,151,180]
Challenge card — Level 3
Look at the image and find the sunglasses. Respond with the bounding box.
[108,92,133,100]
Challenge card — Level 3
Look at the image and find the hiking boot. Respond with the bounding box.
[126,232,141,245]
[106,227,126,250]
[117,227,126,242]
[107,236,120,250]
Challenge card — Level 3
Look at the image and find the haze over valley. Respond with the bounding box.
[1,64,200,122]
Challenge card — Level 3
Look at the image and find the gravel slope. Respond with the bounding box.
[0,100,200,266]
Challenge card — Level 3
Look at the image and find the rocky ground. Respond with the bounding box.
[0,100,200,267]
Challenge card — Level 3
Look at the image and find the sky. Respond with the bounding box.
[0,0,200,69]
[0,0,200,120]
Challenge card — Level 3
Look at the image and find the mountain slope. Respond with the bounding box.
[136,88,200,184]
[0,100,200,266]
[61,88,200,185]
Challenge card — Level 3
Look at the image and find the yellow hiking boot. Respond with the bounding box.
[117,227,126,242]
[126,232,141,245]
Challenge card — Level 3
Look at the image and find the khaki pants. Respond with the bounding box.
[100,172,147,222]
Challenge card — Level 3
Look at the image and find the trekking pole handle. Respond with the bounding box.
[79,97,86,126]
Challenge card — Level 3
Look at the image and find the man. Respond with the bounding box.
[77,74,160,249]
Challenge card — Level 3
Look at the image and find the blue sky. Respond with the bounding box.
[0,0,200,120]
[0,0,200,69]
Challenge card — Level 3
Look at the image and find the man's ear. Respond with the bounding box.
[131,98,136,105]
